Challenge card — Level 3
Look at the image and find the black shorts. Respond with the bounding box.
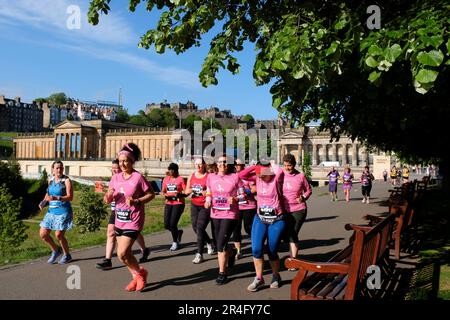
[114,227,140,240]
[108,212,115,225]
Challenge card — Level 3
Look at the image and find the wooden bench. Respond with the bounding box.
[365,202,415,260]
[285,214,395,300]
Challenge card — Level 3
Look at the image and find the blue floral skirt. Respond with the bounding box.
[40,212,73,231]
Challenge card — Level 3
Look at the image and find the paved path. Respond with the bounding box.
[0,181,395,300]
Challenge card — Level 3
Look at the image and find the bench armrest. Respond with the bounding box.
[285,257,349,274]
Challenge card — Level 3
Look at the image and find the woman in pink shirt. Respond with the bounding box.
[231,158,257,260]
[205,154,242,285]
[281,154,312,262]
[162,163,186,251]
[238,160,285,292]
[104,143,155,292]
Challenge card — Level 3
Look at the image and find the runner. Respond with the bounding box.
[185,158,215,264]
[204,154,242,285]
[326,166,340,201]
[390,166,397,186]
[342,167,354,202]
[231,158,257,260]
[361,165,375,204]
[104,143,155,292]
[402,165,410,184]
[39,161,74,265]
[238,160,285,292]
[96,159,150,270]
[162,163,186,251]
[281,154,312,263]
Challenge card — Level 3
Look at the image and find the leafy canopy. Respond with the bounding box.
[88,0,450,162]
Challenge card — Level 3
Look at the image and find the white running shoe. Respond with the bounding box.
[362,198,366,203]
[192,253,204,264]
[206,243,216,255]
[170,242,178,251]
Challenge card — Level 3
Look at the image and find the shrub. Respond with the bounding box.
[0,184,28,258]
[74,185,108,233]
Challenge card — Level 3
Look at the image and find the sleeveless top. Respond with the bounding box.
[190,172,208,207]
[47,175,72,215]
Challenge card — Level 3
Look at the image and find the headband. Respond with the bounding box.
[118,150,135,162]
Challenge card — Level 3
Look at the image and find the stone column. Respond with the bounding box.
[352,144,358,167]
[297,143,302,165]
[342,145,348,166]
[312,144,317,166]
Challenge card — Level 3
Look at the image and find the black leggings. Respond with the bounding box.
[284,209,307,243]
[231,208,256,242]
[164,204,185,242]
[212,218,238,252]
[362,185,372,197]
[191,204,212,254]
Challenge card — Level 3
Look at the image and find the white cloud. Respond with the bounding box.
[0,0,136,46]
[0,0,202,90]
[54,43,201,90]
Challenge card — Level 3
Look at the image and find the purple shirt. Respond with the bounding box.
[109,171,151,231]
[327,170,340,185]
[282,170,312,213]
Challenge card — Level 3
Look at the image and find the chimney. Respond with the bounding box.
[0,95,5,104]
[15,96,21,103]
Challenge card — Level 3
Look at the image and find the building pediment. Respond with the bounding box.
[281,131,303,139]
[54,120,95,130]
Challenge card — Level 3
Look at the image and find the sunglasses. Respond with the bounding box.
[217,161,227,164]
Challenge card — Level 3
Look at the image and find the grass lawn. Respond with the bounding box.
[1,193,193,266]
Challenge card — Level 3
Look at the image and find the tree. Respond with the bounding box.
[88,1,450,172]
[241,114,255,128]
[74,185,108,233]
[47,92,67,106]
[116,108,130,123]
[161,108,178,128]
[34,98,48,105]
[301,153,312,181]
[0,185,28,259]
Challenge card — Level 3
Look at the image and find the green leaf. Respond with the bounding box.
[413,80,434,94]
[368,71,381,82]
[384,44,402,63]
[368,45,383,56]
[293,69,305,79]
[365,56,378,68]
[447,39,450,54]
[272,59,288,71]
[417,50,444,67]
[326,42,338,56]
[273,97,283,109]
[415,69,438,83]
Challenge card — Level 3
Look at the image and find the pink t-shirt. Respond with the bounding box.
[109,170,151,231]
[282,169,312,213]
[238,177,257,210]
[162,176,186,205]
[206,173,242,219]
[239,165,284,215]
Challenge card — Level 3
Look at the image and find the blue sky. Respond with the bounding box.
[0,0,279,120]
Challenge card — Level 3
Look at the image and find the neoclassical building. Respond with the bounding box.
[278,127,373,167]
[14,119,183,161]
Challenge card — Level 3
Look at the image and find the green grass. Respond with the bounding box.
[438,265,450,300]
[413,188,450,300]
[1,192,193,266]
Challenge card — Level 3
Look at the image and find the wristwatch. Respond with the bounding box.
[135,199,141,206]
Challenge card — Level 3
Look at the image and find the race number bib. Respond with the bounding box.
[258,205,278,224]
[191,184,203,197]
[362,177,370,186]
[212,196,230,210]
[116,209,132,222]
[49,200,62,209]
[167,183,178,194]
[237,187,247,204]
